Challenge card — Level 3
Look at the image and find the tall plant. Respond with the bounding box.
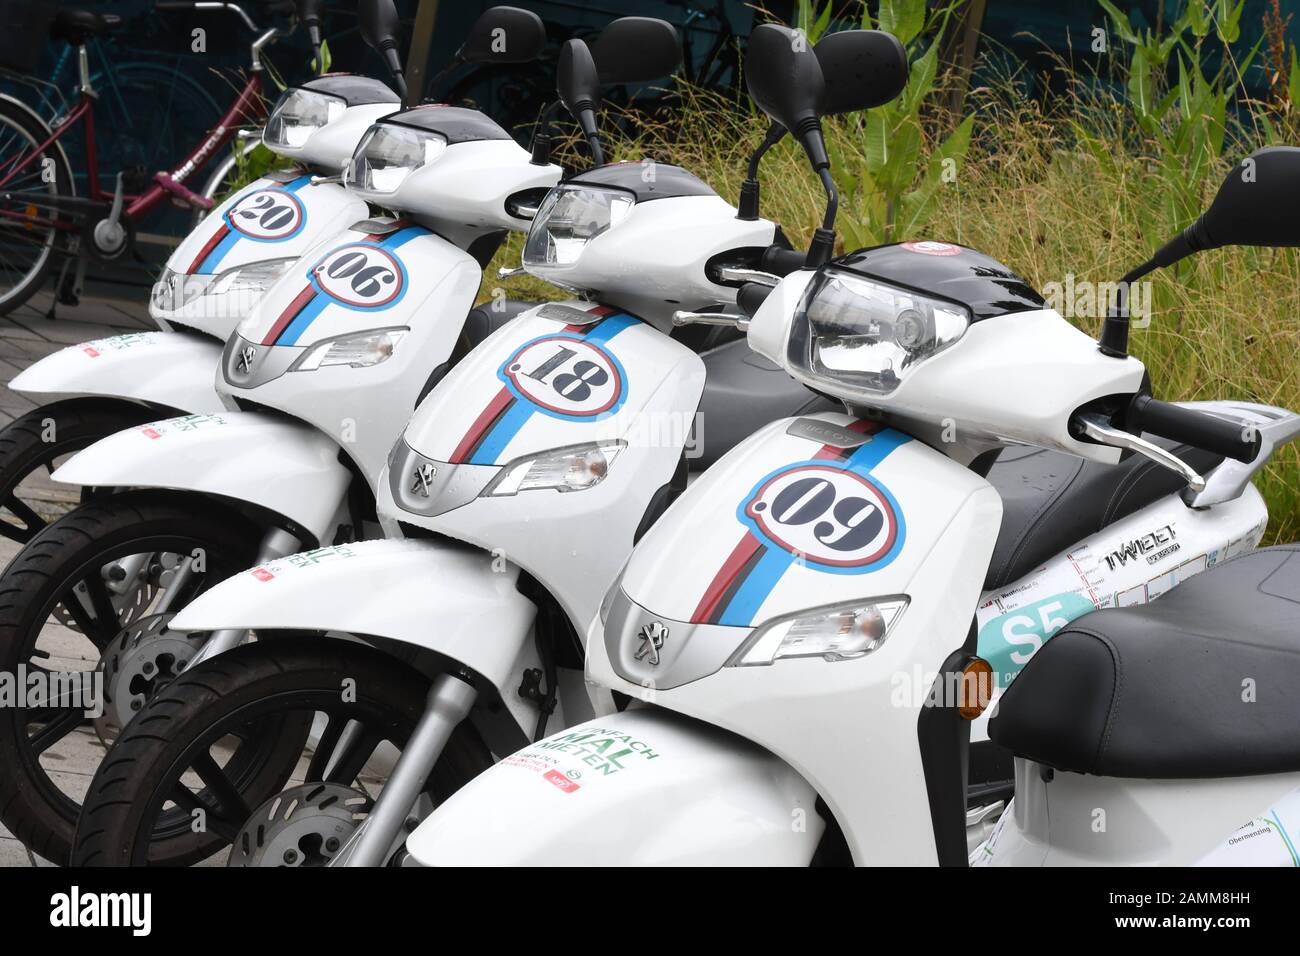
[799,0,974,247]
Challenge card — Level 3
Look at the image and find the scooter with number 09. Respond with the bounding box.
[396,26,1300,868]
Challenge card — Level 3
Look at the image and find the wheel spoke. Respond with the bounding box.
[0,494,46,543]
[166,784,241,842]
[28,707,87,754]
[323,727,384,786]
[63,573,121,648]
[191,750,252,823]
[305,714,345,782]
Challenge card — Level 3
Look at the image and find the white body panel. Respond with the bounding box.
[158,177,369,339]
[750,293,1146,464]
[167,538,543,732]
[351,137,561,230]
[975,759,1300,866]
[406,710,823,866]
[9,332,225,412]
[527,195,777,330]
[579,411,1003,865]
[221,224,483,487]
[50,412,350,544]
[386,304,706,632]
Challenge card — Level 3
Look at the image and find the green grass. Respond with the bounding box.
[483,80,1300,544]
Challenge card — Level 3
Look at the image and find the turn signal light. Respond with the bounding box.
[957,657,994,720]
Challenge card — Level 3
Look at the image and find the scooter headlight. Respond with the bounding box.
[291,328,407,370]
[152,259,295,314]
[522,184,635,268]
[789,269,969,396]
[263,88,346,150]
[730,597,908,665]
[481,440,625,496]
[346,124,448,195]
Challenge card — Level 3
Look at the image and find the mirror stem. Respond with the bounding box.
[737,122,786,221]
[803,163,838,268]
[530,100,563,166]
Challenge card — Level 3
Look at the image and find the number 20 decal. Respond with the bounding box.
[225,188,305,241]
[500,335,625,418]
[742,464,903,570]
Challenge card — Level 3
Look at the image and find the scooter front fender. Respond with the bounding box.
[50,411,348,543]
[405,709,823,866]
[9,332,225,413]
[167,538,541,728]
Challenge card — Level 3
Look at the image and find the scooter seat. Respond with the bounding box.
[988,546,1300,779]
[982,440,1224,591]
[50,9,122,44]
[692,338,835,471]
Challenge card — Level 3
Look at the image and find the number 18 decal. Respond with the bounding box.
[743,464,902,570]
[501,335,625,418]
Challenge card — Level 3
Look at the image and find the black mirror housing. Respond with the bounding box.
[816,29,909,114]
[456,6,546,65]
[1200,146,1300,249]
[591,17,681,84]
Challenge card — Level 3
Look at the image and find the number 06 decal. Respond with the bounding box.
[742,464,904,570]
[309,243,406,309]
[500,335,626,418]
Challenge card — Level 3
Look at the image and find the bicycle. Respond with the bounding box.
[0,1,297,316]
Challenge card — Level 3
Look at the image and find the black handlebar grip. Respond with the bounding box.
[737,282,773,318]
[1130,395,1261,464]
[760,246,806,277]
[155,2,194,10]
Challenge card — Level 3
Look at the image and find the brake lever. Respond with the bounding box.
[1074,412,1207,493]
[671,310,749,330]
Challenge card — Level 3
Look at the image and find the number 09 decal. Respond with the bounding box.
[225,188,306,241]
[742,464,904,571]
[500,335,626,418]
[309,243,406,309]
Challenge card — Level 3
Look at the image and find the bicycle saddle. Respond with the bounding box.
[51,9,123,44]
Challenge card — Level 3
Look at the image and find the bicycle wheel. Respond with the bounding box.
[0,98,73,315]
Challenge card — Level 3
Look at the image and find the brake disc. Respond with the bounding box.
[54,553,163,634]
[228,783,374,867]
[94,612,206,743]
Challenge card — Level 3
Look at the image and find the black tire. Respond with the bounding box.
[0,490,264,864]
[73,639,493,867]
[0,98,74,316]
[0,399,175,547]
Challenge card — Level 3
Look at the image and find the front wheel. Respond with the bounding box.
[73,639,493,866]
[0,399,175,546]
[0,489,264,863]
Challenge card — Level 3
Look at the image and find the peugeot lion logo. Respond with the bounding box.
[634,621,668,666]
[235,345,258,374]
[410,462,438,497]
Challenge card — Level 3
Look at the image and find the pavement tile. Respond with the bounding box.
[0,839,32,868]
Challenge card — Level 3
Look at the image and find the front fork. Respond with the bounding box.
[329,673,478,868]
[181,525,302,667]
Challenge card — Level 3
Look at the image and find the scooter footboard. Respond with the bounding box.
[404,709,824,866]
[9,332,226,413]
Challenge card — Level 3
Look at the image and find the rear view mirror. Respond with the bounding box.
[297,0,323,72]
[455,6,546,65]
[1200,146,1300,249]
[815,29,908,114]
[590,17,681,84]
[557,39,604,163]
[358,0,406,98]
[744,23,826,138]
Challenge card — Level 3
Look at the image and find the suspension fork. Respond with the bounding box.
[183,526,302,666]
[328,673,478,868]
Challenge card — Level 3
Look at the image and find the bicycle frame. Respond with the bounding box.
[0,70,264,234]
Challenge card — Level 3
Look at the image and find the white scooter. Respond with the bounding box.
[70,26,1293,869]
[0,0,395,546]
[393,29,1300,867]
[67,21,841,867]
[0,1,564,864]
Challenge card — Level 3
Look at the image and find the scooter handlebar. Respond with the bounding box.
[1129,395,1261,464]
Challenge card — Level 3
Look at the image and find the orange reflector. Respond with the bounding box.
[957,657,994,720]
[23,205,36,230]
